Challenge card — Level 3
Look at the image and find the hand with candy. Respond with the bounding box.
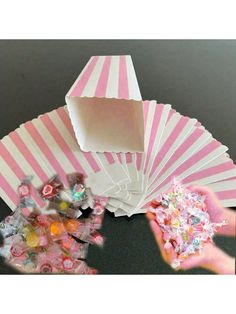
[146,213,235,274]
[188,185,236,236]
[147,183,236,274]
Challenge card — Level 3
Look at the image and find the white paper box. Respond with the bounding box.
[65,55,144,153]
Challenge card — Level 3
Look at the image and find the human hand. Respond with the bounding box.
[146,212,235,274]
[188,185,224,222]
[188,185,236,236]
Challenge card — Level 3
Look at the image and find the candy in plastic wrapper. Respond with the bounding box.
[17,176,33,199]
[148,180,227,269]
[19,199,38,217]
[0,174,106,274]
[18,177,39,217]
[88,196,107,230]
[92,196,107,215]
[67,172,84,187]
[0,206,32,238]
[59,188,90,211]
[23,224,51,248]
[0,214,21,238]
[59,234,89,260]
[36,244,93,274]
[6,239,39,273]
[48,200,82,219]
[67,173,87,206]
[39,176,63,200]
[68,221,91,242]
[89,215,104,231]
[71,221,105,247]
[86,230,105,247]
[50,220,66,238]
[35,244,65,273]
[0,235,27,260]
[72,260,97,274]
[9,254,36,273]
[69,242,89,260]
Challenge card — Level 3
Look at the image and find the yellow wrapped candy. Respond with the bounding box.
[23,225,34,237]
[59,201,69,211]
[26,231,40,248]
[171,218,180,228]
[182,232,188,242]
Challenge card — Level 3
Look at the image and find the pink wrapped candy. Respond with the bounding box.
[148,180,227,269]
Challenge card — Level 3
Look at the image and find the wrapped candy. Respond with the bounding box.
[39,176,63,201]
[86,230,105,247]
[0,173,107,274]
[64,216,105,247]
[0,211,24,238]
[48,200,82,219]
[67,173,87,207]
[89,196,107,230]
[148,180,227,269]
[36,244,94,274]
[59,234,89,259]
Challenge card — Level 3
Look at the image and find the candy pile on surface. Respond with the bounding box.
[148,180,227,269]
[0,173,107,274]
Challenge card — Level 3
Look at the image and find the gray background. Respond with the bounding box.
[0,40,235,274]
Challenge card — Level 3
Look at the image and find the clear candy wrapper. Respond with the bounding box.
[66,173,88,207]
[86,230,105,247]
[90,196,107,229]
[0,173,107,274]
[148,180,227,269]
[39,176,63,201]
[0,214,22,238]
[48,200,82,219]
[59,235,89,260]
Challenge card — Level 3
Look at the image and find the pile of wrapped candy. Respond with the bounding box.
[0,173,107,274]
[148,180,227,269]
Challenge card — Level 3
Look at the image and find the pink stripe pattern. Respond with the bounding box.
[125,153,132,164]
[117,153,122,164]
[0,141,45,208]
[216,190,236,200]
[24,121,68,186]
[40,114,86,175]
[0,174,19,206]
[70,56,99,97]
[149,116,189,177]
[118,56,129,99]
[9,131,49,183]
[147,140,221,199]
[183,160,235,184]
[104,152,115,164]
[95,56,112,97]
[143,105,164,174]
[151,128,204,184]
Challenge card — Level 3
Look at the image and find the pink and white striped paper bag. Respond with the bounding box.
[1,54,236,218]
[1,100,236,215]
[66,55,144,153]
[106,101,236,217]
[0,106,115,211]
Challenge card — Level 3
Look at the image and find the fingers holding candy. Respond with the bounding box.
[147,180,227,271]
[188,185,225,223]
[147,214,177,267]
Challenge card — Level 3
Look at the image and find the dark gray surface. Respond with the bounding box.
[0,40,235,274]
